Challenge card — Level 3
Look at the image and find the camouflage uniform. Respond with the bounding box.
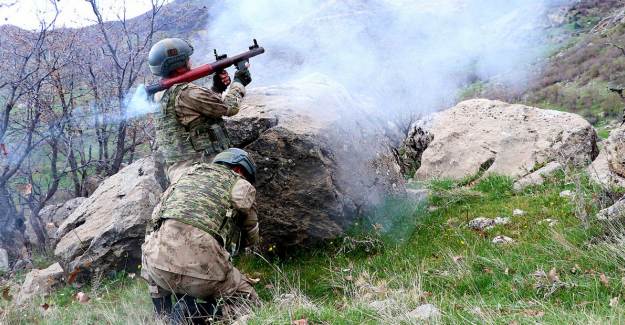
[142,82,258,317]
[154,81,246,182]
[142,163,260,317]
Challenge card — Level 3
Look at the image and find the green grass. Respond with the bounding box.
[3,173,625,324]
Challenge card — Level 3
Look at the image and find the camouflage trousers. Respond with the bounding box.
[142,220,259,319]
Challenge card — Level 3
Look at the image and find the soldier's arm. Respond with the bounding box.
[231,179,260,246]
[177,83,245,118]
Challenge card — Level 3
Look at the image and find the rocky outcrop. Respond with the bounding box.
[411,99,598,180]
[226,75,404,249]
[54,157,166,281]
[16,262,64,305]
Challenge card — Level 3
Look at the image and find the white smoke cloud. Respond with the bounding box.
[125,85,161,119]
[203,0,569,121]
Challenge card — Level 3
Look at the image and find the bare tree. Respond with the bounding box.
[0,5,59,258]
[85,0,165,175]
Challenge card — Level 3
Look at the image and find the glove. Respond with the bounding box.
[211,70,230,93]
[233,68,252,86]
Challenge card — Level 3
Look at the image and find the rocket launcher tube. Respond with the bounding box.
[146,40,265,96]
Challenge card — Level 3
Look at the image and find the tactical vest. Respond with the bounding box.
[155,83,231,164]
[154,163,242,253]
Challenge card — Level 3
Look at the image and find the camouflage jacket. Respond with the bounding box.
[155,82,246,165]
[151,163,259,254]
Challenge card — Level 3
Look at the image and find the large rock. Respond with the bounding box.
[606,126,625,178]
[412,99,598,180]
[587,150,625,189]
[16,262,64,305]
[226,75,404,249]
[596,198,625,222]
[54,157,166,281]
[26,197,87,247]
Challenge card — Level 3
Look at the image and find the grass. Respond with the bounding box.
[2,172,625,324]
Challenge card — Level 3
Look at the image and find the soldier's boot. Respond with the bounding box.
[151,294,172,318]
[172,295,219,325]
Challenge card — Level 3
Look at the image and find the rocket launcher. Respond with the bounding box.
[145,39,265,96]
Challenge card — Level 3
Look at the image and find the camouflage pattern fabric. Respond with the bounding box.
[223,82,246,114]
[152,163,241,251]
[155,83,234,165]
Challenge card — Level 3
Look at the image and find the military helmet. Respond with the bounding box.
[213,148,257,183]
[148,38,194,77]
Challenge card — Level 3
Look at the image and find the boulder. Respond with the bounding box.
[54,157,166,281]
[226,75,404,249]
[587,151,625,189]
[412,99,598,180]
[513,162,563,191]
[16,262,64,305]
[0,248,8,272]
[84,174,106,197]
[26,197,87,247]
[606,126,625,178]
[596,198,625,222]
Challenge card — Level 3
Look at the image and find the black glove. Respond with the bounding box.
[234,68,252,86]
[211,70,229,93]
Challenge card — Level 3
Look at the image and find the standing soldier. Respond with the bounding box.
[147,38,252,181]
[142,148,260,323]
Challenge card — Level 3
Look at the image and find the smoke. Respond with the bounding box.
[204,0,569,120]
[199,0,572,227]
[124,85,160,119]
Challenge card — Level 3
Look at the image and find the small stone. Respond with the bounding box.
[469,306,483,316]
[406,304,441,321]
[494,217,510,225]
[492,235,514,244]
[513,209,525,216]
[76,291,90,304]
[539,218,558,227]
[559,190,573,198]
[468,217,495,231]
[369,299,394,310]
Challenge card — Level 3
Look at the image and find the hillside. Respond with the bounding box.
[461,1,625,131]
[4,1,625,324]
[525,1,625,124]
[3,173,624,324]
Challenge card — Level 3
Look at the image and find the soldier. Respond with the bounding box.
[142,38,259,323]
[142,148,260,323]
[147,38,252,182]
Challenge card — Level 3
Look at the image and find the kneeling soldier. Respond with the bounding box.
[142,148,260,323]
